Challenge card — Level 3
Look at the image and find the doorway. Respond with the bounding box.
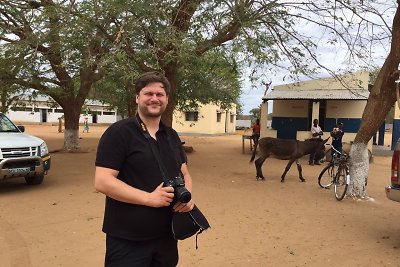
[40,109,47,123]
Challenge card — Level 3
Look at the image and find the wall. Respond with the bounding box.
[172,104,236,134]
[5,100,118,124]
[326,100,365,118]
[272,100,308,117]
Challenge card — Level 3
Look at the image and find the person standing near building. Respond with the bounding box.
[252,119,261,144]
[83,117,89,133]
[94,71,194,267]
[331,122,344,158]
[309,119,323,165]
[57,116,64,133]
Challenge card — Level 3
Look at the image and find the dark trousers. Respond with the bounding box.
[105,235,178,267]
[309,153,317,164]
[332,141,343,158]
[252,133,260,144]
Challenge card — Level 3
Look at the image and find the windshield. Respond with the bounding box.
[0,114,20,132]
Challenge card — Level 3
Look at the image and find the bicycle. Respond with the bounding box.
[317,145,351,201]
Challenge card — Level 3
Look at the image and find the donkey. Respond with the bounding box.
[250,137,329,182]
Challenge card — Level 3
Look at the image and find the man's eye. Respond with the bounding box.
[156,93,165,97]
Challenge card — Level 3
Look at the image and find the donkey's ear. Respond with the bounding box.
[323,137,330,144]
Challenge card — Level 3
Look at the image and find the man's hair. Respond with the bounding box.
[135,71,171,95]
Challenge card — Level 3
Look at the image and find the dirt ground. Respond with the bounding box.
[0,124,399,267]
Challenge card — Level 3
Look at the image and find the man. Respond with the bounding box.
[331,122,344,158]
[83,117,89,133]
[251,119,261,144]
[309,119,323,165]
[95,71,194,267]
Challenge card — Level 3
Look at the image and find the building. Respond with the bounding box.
[5,94,120,124]
[172,104,236,135]
[260,71,370,145]
[5,94,237,135]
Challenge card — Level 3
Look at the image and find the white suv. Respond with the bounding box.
[0,113,50,185]
[385,138,400,202]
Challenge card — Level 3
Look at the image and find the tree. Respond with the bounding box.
[249,108,260,121]
[97,0,331,126]
[347,1,400,198]
[1,0,397,167]
[0,1,115,150]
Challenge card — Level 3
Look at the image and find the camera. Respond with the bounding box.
[163,176,191,203]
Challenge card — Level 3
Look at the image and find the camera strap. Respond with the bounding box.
[134,114,170,181]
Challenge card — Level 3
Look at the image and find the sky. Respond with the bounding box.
[238,1,395,115]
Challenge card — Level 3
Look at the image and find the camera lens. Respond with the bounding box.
[179,191,191,203]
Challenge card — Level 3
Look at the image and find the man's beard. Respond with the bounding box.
[138,104,166,118]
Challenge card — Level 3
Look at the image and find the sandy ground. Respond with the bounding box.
[0,124,399,267]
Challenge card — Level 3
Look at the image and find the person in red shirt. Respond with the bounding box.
[252,119,261,144]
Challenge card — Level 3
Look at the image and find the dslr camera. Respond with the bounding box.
[163,176,191,203]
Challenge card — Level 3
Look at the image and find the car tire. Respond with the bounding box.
[25,174,44,185]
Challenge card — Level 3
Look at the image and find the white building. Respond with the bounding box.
[5,95,120,124]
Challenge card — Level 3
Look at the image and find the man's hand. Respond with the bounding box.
[173,199,195,213]
[147,183,175,208]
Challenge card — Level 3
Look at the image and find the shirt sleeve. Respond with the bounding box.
[168,128,187,164]
[95,124,127,171]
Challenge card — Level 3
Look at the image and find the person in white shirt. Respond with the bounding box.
[309,119,323,165]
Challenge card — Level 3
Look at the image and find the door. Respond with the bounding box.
[92,113,97,123]
[40,109,47,123]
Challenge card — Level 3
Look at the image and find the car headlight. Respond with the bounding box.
[39,142,49,156]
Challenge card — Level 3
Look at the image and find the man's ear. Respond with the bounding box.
[135,95,139,104]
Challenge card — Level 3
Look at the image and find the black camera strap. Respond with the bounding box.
[134,114,170,181]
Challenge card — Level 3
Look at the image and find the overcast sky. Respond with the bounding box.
[239,2,395,115]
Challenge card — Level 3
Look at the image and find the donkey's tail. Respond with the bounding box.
[250,140,259,162]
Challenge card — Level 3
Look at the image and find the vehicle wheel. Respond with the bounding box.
[25,174,44,185]
[318,164,335,189]
[334,166,349,201]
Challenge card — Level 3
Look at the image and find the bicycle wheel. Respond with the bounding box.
[318,164,335,189]
[334,165,349,201]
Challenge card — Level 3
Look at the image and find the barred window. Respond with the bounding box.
[185,111,198,122]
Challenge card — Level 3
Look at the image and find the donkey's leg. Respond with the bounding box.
[255,155,269,180]
[295,159,305,182]
[281,159,296,182]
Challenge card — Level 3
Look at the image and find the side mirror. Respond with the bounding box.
[17,125,25,132]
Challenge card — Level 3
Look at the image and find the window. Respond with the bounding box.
[10,106,32,112]
[185,111,198,122]
[103,111,115,115]
[54,109,64,113]
[230,114,234,123]
[216,112,221,122]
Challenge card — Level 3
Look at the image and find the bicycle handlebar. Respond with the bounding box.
[326,143,349,158]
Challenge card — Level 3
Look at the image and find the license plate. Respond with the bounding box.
[8,167,30,174]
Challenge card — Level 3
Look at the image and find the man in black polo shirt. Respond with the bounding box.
[95,71,194,267]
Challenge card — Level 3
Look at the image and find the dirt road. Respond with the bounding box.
[0,125,399,267]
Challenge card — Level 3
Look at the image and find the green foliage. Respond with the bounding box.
[249,108,260,121]
[174,49,241,111]
[0,0,395,127]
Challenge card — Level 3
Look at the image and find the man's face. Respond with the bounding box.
[136,82,168,118]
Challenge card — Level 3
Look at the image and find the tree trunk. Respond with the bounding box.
[348,143,369,198]
[62,101,83,151]
[162,66,178,127]
[349,2,400,198]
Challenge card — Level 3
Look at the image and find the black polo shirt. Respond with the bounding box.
[95,116,186,241]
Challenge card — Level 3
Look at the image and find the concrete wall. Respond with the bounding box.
[6,108,118,124]
[272,100,308,117]
[326,100,366,118]
[172,104,236,134]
